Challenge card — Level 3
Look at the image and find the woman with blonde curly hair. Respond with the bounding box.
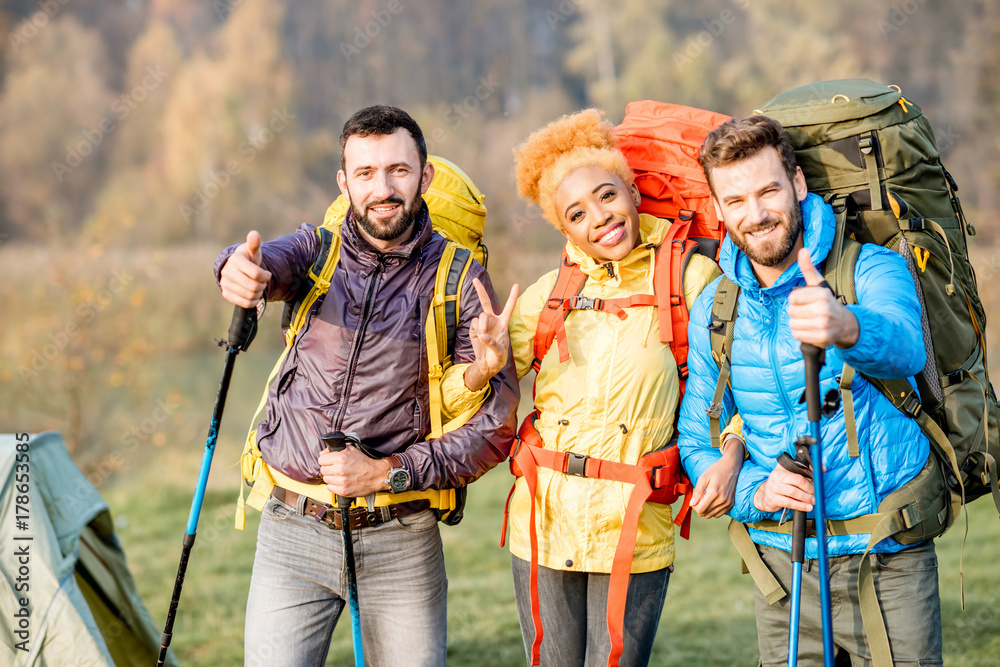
[460,109,746,666]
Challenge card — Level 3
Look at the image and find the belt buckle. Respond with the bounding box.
[565,452,588,477]
[321,506,339,529]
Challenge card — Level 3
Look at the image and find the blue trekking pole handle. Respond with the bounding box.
[158,304,258,666]
[322,431,366,667]
[801,342,834,667]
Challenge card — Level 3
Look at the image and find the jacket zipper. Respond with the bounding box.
[602,261,616,279]
[767,296,796,422]
[334,258,386,430]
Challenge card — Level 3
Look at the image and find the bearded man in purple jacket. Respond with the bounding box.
[215,105,519,667]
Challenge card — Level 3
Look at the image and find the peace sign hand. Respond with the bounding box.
[463,278,519,392]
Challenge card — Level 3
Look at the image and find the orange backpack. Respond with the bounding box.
[532,101,732,395]
[509,102,731,667]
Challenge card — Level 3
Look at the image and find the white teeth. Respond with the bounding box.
[596,225,621,244]
[749,225,776,238]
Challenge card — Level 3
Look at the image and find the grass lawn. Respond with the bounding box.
[106,457,1000,666]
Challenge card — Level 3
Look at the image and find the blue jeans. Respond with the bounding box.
[511,555,670,667]
[244,496,448,667]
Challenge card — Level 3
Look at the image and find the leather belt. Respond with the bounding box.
[271,487,418,530]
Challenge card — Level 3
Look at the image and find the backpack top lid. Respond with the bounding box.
[422,155,487,234]
[612,101,732,240]
[754,78,921,126]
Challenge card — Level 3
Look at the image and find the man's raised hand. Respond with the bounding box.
[220,230,272,308]
[787,248,859,349]
[463,278,518,392]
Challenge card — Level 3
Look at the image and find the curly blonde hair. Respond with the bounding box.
[513,108,634,228]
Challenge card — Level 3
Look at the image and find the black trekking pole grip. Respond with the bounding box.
[801,343,823,423]
[227,303,259,352]
[322,431,354,510]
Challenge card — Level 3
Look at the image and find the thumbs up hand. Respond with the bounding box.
[220,230,273,308]
[787,248,859,349]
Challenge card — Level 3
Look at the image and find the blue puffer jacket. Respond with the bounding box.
[678,194,930,558]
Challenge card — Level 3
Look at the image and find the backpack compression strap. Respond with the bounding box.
[707,276,741,448]
[500,414,692,667]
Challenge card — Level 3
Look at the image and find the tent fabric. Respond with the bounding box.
[0,432,178,666]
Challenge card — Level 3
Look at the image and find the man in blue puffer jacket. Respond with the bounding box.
[678,115,941,666]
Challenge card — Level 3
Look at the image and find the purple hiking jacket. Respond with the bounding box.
[214,206,519,490]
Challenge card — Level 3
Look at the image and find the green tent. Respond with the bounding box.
[0,432,178,666]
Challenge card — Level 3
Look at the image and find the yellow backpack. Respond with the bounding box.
[236,156,489,529]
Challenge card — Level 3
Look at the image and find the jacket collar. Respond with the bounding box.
[718,193,835,298]
[564,213,667,284]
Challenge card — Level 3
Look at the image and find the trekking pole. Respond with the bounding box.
[777,442,813,666]
[321,431,365,667]
[157,304,260,666]
[800,343,834,666]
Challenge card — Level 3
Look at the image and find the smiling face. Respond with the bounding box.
[709,146,808,286]
[336,128,435,251]
[553,165,642,263]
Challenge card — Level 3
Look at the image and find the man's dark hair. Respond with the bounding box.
[339,105,427,171]
[699,115,798,195]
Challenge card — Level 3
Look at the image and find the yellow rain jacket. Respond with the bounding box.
[506,214,720,573]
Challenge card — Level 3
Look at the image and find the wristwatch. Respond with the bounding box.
[385,455,411,493]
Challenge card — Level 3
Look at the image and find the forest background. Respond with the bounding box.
[1,1,999,664]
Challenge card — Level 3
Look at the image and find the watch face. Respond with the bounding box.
[389,469,410,492]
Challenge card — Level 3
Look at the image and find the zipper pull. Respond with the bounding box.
[603,262,616,279]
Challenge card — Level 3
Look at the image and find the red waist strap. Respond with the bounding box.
[500,413,692,667]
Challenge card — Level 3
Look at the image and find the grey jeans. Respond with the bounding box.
[754,540,942,666]
[244,496,448,667]
[511,555,670,667]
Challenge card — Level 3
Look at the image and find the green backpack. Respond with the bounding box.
[708,79,999,667]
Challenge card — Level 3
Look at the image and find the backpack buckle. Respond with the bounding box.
[564,452,589,477]
[901,394,922,419]
[706,402,723,419]
[569,296,603,311]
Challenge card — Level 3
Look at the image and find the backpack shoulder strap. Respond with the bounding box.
[823,237,864,456]
[707,275,740,448]
[426,241,475,440]
[532,250,587,371]
[280,226,341,345]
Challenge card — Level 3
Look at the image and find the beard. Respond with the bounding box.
[349,190,424,242]
[728,200,803,268]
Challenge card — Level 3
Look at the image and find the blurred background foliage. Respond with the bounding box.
[1,0,999,473]
[3,3,1000,664]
